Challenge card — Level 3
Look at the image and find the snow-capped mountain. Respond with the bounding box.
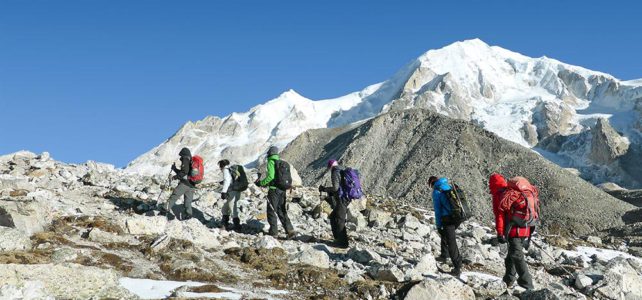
[126,39,642,187]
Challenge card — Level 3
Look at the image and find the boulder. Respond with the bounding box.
[574,274,593,290]
[461,272,506,298]
[413,254,438,275]
[289,248,330,269]
[405,277,475,300]
[0,264,135,299]
[367,209,392,228]
[165,219,221,249]
[125,216,168,235]
[400,213,422,230]
[0,281,54,300]
[595,257,642,299]
[0,227,31,251]
[348,246,382,265]
[253,235,282,249]
[368,264,405,282]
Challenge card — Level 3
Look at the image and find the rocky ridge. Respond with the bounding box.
[283,109,635,236]
[2,151,642,299]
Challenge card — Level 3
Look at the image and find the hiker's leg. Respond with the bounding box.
[510,237,534,289]
[445,224,462,271]
[275,189,294,233]
[438,227,449,259]
[329,195,339,239]
[167,183,187,217]
[229,191,241,219]
[335,198,349,246]
[266,189,279,236]
[184,186,194,217]
[503,239,518,285]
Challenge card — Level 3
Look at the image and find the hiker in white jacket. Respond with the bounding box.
[218,159,242,231]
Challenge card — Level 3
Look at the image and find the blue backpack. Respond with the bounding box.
[339,168,363,200]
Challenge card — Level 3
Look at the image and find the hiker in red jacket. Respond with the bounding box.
[489,173,534,290]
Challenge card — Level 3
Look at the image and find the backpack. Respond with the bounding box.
[439,182,471,224]
[229,164,249,192]
[506,177,541,228]
[188,155,204,184]
[339,168,363,201]
[273,159,292,190]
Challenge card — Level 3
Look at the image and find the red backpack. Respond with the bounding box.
[189,155,204,184]
[501,176,541,228]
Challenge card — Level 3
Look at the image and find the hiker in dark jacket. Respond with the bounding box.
[489,173,534,290]
[318,159,349,248]
[255,146,296,238]
[429,176,462,276]
[165,147,195,220]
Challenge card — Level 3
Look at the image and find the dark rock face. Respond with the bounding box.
[283,109,634,236]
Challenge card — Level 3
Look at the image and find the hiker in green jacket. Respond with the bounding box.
[255,146,296,238]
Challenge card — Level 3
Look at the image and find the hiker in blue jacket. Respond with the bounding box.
[429,176,463,276]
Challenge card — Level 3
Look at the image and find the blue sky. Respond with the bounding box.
[1,1,640,167]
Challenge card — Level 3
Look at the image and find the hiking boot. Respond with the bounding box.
[286,231,298,239]
[452,267,462,277]
[219,215,230,230]
[232,218,242,232]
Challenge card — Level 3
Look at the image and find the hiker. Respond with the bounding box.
[165,147,197,220]
[489,173,535,290]
[429,176,462,276]
[318,159,349,248]
[218,159,243,231]
[255,146,296,238]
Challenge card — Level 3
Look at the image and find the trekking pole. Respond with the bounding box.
[157,170,173,207]
[530,239,574,277]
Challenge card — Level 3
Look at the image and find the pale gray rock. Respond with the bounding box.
[367,209,392,228]
[253,235,282,249]
[368,264,405,282]
[405,277,476,300]
[348,246,382,265]
[0,227,31,251]
[289,248,330,269]
[590,118,629,165]
[0,281,54,300]
[0,264,136,299]
[595,258,642,300]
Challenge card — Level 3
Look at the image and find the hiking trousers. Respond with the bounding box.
[438,224,462,271]
[166,181,195,218]
[329,194,349,246]
[222,190,242,218]
[504,237,534,289]
[266,188,294,236]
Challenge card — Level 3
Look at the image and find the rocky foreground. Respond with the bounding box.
[1,151,642,299]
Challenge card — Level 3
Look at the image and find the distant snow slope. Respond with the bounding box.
[126,39,642,187]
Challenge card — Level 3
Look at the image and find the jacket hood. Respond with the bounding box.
[433,177,451,191]
[268,154,280,160]
[267,146,279,156]
[179,147,191,157]
[489,173,508,194]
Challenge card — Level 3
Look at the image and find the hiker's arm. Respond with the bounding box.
[329,169,340,193]
[222,168,232,193]
[259,160,275,187]
[175,156,190,179]
[433,191,443,228]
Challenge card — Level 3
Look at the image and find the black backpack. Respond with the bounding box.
[439,182,471,224]
[229,165,249,192]
[273,159,292,190]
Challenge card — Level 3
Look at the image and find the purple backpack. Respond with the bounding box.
[339,168,363,200]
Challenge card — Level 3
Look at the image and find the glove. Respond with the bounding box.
[522,238,531,250]
[497,235,507,244]
[318,185,325,193]
[171,163,178,171]
[254,179,261,186]
[221,192,228,200]
[172,174,180,180]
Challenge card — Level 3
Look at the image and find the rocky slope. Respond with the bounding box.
[283,109,635,236]
[126,39,642,189]
[1,152,642,299]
